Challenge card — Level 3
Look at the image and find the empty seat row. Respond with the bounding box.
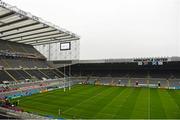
[0,70,14,83]
[0,39,43,56]
[0,69,63,83]
[0,58,49,68]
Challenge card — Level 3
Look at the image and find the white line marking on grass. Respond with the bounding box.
[148,87,150,119]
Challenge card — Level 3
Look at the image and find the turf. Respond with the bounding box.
[13,85,180,119]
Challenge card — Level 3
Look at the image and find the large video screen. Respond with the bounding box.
[60,42,71,50]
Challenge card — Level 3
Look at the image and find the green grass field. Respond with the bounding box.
[13,85,180,119]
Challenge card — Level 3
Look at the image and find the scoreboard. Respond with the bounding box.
[134,58,168,66]
[60,42,71,50]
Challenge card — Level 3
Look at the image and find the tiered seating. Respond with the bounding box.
[16,70,32,79]
[52,69,64,77]
[0,70,14,83]
[27,60,49,68]
[0,68,63,83]
[130,71,148,78]
[0,40,64,83]
[149,71,170,79]
[0,40,47,68]
[6,70,33,81]
[25,70,48,80]
[0,41,9,50]
[6,70,25,81]
[0,58,49,68]
[0,40,43,57]
[169,80,180,87]
[40,69,60,79]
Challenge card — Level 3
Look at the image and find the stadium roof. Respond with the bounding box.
[51,56,180,65]
[0,0,80,46]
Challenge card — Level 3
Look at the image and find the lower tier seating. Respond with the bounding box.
[0,69,63,83]
[40,69,60,79]
[0,70,14,83]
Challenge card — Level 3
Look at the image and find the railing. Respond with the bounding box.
[0,106,47,119]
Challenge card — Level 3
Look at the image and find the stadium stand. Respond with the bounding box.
[0,40,63,84]
[0,0,80,119]
[59,60,180,78]
[58,59,180,88]
[40,69,60,79]
[0,70,14,83]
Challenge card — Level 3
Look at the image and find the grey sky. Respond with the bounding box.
[5,0,180,59]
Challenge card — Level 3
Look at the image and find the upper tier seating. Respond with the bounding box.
[0,40,43,56]
[0,58,49,68]
[0,40,64,84]
[0,40,49,68]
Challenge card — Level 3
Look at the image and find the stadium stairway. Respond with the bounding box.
[53,69,66,77]
[4,70,18,82]
[39,69,60,79]
[38,69,50,79]
[6,70,29,81]
[0,70,15,83]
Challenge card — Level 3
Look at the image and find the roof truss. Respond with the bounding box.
[0,1,80,45]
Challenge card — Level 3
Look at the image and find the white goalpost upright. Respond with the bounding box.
[69,64,71,90]
[64,64,66,92]
[58,108,61,116]
[63,55,73,92]
[69,79,71,90]
[64,83,66,92]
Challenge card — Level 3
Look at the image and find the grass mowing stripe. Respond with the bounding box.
[150,88,166,119]
[12,85,180,119]
[69,87,117,119]
[91,87,126,118]
[21,85,96,102]
[15,85,93,114]
[114,87,141,119]
[158,89,178,118]
[167,90,180,110]
[62,86,115,118]
[20,85,107,117]
[162,90,180,119]
[17,85,89,101]
[19,101,59,115]
[62,86,110,112]
[112,87,134,118]
[130,88,149,119]
[148,87,150,119]
[93,87,127,118]
[22,85,96,104]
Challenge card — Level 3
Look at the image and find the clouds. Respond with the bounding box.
[5,0,180,59]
